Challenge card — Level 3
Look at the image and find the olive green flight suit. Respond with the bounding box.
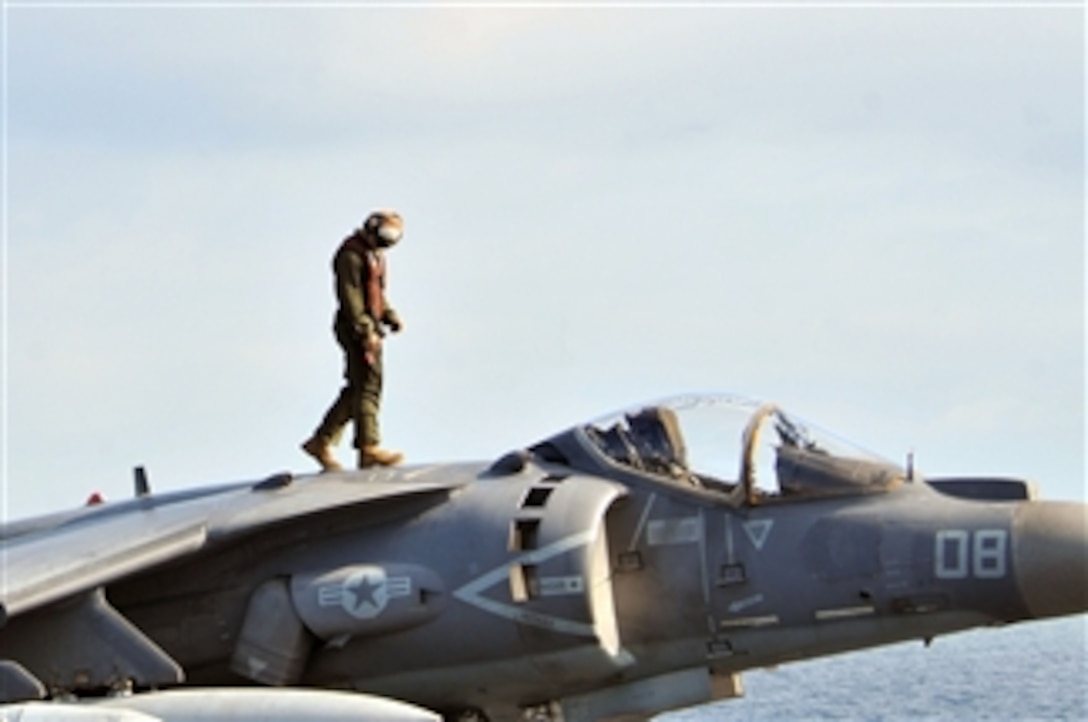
[311,235,400,450]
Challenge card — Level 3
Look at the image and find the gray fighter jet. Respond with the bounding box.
[1,393,1085,721]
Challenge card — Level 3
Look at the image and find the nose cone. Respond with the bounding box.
[1013,501,1088,619]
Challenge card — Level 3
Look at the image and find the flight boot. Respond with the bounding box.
[359,445,404,469]
[301,436,343,473]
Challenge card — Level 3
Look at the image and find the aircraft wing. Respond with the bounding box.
[0,505,210,624]
[0,470,465,626]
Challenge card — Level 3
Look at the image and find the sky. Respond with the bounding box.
[2,1,1084,520]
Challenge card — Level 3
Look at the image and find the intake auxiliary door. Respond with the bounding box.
[457,475,631,686]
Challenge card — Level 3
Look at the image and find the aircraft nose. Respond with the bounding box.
[1012,501,1088,619]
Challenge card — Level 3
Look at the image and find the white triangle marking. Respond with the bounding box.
[742,519,774,551]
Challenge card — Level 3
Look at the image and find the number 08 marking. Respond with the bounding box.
[934,529,1007,579]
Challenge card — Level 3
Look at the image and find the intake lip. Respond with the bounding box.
[1012,501,1088,619]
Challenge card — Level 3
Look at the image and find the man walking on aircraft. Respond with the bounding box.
[302,209,406,472]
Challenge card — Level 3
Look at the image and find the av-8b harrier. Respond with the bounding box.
[1,393,1085,721]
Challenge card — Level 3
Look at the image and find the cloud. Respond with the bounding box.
[12,7,1080,153]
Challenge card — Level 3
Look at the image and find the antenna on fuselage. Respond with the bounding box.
[133,466,151,497]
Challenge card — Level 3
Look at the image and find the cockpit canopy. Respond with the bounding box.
[532,394,906,505]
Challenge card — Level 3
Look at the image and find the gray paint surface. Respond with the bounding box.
[1,394,1084,721]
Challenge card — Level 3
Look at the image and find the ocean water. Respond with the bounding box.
[661,616,1087,721]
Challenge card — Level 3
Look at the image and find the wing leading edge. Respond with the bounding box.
[0,469,466,627]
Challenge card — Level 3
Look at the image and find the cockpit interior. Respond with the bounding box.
[532,394,907,506]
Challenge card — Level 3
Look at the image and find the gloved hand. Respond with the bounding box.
[383,311,404,334]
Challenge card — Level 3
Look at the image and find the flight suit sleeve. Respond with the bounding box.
[334,248,377,340]
[377,253,400,331]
